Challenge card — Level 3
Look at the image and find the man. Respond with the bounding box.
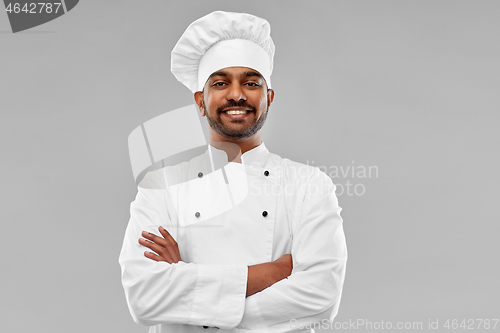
[119,11,347,333]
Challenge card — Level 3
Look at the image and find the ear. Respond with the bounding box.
[267,89,275,107]
[194,91,205,116]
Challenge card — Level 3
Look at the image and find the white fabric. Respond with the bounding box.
[198,39,272,92]
[171,11,275,93]
[119,142,347,332]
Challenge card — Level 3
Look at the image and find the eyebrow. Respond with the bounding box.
[209,71,229,79]
[243,71,264,79]
[208,70,264,80]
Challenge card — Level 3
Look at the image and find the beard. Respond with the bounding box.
[203,100,268,139]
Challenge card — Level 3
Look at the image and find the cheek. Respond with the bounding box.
[257,93,268,110]
[204,93,224,109]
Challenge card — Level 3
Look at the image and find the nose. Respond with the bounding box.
[226,84,246,102]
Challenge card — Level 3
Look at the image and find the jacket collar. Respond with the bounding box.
[241,142,269,167]
[208,141,270,169]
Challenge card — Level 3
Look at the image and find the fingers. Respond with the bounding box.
[144,250,162,262]
[141,231,167,247]
[138,228,181,264]
[159,226,181,259]
[139,238,175,263]
[158,226,175,244]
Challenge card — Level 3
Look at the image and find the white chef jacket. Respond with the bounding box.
[119,142,347,333]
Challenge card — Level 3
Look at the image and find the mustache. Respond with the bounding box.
[216,101,256,113]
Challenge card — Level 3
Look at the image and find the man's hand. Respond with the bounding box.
[273,253,293,279]
[139,226,182,264]
[246,253,293,297]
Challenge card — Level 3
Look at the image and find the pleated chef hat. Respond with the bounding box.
[171,11,275,93]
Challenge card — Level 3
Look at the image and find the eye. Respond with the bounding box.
[212,82,226,87]
[245,82,260,87]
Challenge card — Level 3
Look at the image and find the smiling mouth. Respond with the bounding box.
[224,110,249,115]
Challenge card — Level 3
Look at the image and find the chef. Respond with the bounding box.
[119,11,347,333]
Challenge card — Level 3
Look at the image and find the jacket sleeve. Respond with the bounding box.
[118,170,248,328]
[237,167,348,330]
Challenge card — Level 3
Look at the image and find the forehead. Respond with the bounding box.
[208,67,264,80]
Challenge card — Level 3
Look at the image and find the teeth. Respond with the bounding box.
[226,110,248,115]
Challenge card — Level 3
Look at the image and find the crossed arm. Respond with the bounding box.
[138,226,293,297]
[120,167,346,328]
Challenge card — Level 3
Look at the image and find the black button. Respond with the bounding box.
[195,212,200,218]
[198,172,203,178]
[262,211,268,217]
[264,170,269,177]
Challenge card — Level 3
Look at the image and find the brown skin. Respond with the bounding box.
[139,67,291,297]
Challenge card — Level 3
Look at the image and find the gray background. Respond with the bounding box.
[1,0,499,332]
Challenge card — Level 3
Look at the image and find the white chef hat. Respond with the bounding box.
[171,11,275,93]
